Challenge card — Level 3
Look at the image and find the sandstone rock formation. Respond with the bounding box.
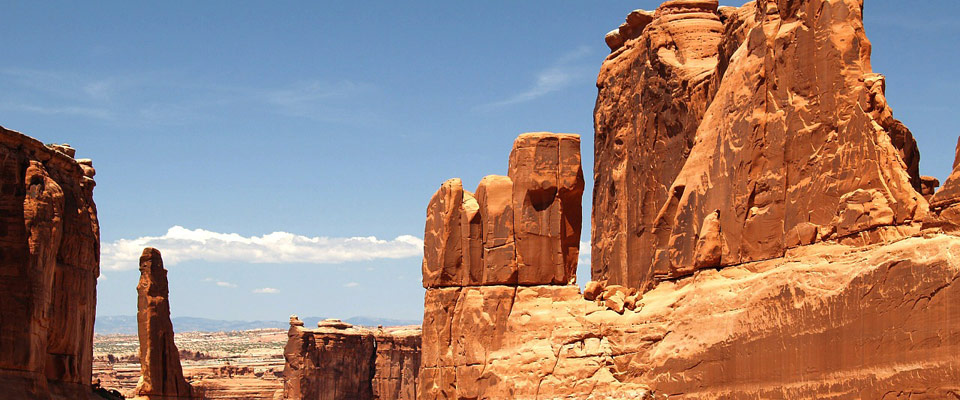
[282,317,376,400]
[592,0,924,292]
[372,328,420,400]
[419,132,585,398]
[282,317,421,400]
[422,132,584,288]
[0,126,100,400]
[135,248,196,399]
[423,235,960,398]
[417,2,960,397]
[922,136,960,233]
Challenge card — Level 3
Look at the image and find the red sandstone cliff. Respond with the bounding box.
[0,126,100,400]
[419,132,586,398]
[418,1,960,397]
[282,317,377,400]
[281,317,421,400]
[372,328,420,400]
[592,0,924,291]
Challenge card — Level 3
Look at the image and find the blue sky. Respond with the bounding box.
[1,1,958,323]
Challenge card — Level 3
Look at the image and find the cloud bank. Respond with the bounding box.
[101,226,424,271]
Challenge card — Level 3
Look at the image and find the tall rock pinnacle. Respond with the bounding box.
[135,247,197,400]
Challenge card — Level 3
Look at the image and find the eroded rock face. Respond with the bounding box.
[372,328,420,400]
[422,133,584,289]
[419,132,586,398]
[592,0,726,292]
[592,0,925,291]
[282,320,422,400]
[135,248,196,400]
[421,235,960,398]
[922,136,960,233]
[282,318,421,400]
[0,126,99,400]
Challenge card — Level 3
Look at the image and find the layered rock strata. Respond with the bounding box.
[0,126,100,400]
[592,0,925,291]
[135,248,197,399]
[283,318,420,400]
[419,132,586,398]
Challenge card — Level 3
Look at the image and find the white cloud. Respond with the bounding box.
[343,282,360,288]
[478,46,593,110]
[253,287,279,294]
[578,240,591,265]
[100,225,424,271]
[216,281,237,288]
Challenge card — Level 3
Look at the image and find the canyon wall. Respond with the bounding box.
[0,126,100,400]
[592,0,923,291]
[418,0,960,398]
[282,317,421,400]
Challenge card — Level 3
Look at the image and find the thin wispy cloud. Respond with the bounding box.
[343,282,360,288]
[100,225,424,271]
[0,67,377,126]
[0,102,115,120]
[265,80,376,122]
[216,281,237,288]
[253,287,279,294]
[478,46,594,110]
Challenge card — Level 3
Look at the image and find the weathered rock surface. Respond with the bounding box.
[284,318,423,400]
[283,317,375,400]
[0,126,100,400]
[509,133,584,286]
[135,248,196,400]
[419,132,587,398]
[592,0,925,291]
[421,235,960,399]
[422,133,584,289]
[923,136,960,233]
[372,328,420,400]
